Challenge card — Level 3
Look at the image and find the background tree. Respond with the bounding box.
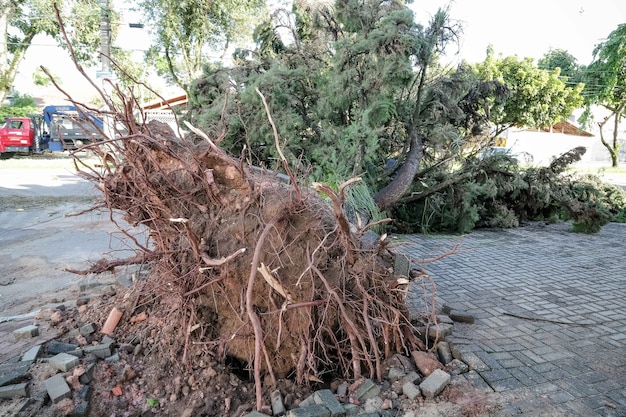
[579,23,626,168]
[0,92,37,119]
[139,0,265,93]
[538,48,581,80]
[473,48,584,138]
[391,52,584,234]
[0,0,104,104]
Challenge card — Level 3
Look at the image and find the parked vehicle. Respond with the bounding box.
[0,105,104,158]
[0,117,41,156]
[43,105,104,149]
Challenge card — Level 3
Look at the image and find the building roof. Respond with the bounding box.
[534,120,594,137]
[142,94,188,111]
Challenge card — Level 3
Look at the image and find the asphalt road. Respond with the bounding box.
[0,167,95,197]
[0,164,140,317]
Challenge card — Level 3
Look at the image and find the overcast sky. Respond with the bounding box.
[410,0,626,65]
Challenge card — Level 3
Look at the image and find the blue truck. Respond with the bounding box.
[42,105,105,150]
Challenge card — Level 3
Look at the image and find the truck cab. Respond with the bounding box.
[0,117,35,155]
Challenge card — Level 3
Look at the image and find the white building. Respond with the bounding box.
[505,111,626,167]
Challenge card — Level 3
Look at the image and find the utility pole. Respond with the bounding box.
[99,0,113,136]
[100,0,111,75]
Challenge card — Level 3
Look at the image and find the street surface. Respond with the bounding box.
[399,222,626,416]
[0,161,140,317]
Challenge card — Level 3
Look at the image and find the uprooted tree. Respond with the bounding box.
[186,0,585,222]
[45,2,439,411]
[187,2,461,213]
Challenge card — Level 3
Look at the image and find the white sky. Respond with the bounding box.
[410,0,626,65]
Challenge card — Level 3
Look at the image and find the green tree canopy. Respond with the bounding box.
[139,0,265,93]
[473,48,583,137]
[0,92,37,119]
[538,48,581,80]
[579,23,626,167]
[0,0,104,103]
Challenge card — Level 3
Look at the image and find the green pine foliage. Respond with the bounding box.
[565,178,613,234]
[393,147,626,234]
[187,0,441,194]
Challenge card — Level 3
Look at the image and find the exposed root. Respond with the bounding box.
[64,252,157,275]
[248,213,284,409]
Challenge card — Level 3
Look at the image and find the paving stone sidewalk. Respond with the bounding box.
[398,221,626,417]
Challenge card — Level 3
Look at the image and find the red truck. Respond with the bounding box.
[0,117,42,156]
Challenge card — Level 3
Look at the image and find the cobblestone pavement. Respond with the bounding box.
[397,222,626,417]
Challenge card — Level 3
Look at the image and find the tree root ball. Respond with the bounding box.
[79,120,423,386]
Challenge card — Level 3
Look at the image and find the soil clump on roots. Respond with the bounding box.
[68,102,432,415]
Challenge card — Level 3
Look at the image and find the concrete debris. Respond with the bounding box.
[419,369,451,399]
[49,352,79,372]
[44,374,71,403]
[0,382,28,399]
[13,325,39,340]
[0,295,483,417]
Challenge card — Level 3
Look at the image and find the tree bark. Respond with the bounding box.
[373,130,423,211]
[611,102,625,168]
[598,113,620,168]
[371,10,450,211]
